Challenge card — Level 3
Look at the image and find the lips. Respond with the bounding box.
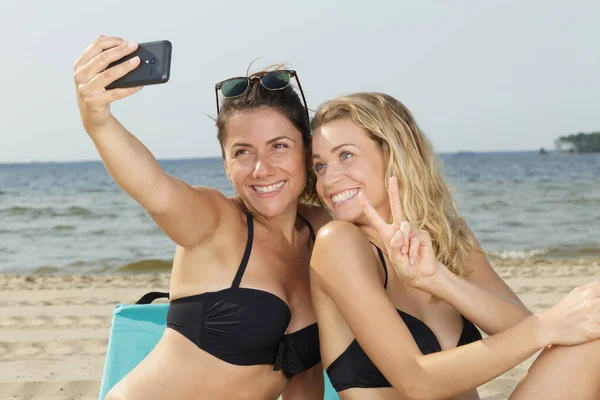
[251,180,286,194]
[330,188,360,205]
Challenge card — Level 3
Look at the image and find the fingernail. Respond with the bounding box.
[410,257,416,265]
[128,41,138,48]
[130,56,140,64]
[402,246,407,254]
[98,34,105,39]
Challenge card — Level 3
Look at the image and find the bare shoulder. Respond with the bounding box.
[298,203,332,232]
[311,220,379,288]
[315,219,364,244]
[191,185,230,204]
[189,186,247,234]
[190,186,242,215]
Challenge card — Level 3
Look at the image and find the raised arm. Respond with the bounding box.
[73,36,227,248]
[360,177,531,335]
[311,221,600,400]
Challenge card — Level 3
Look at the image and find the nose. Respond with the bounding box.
[253,155,275,179]
[323,164,342,190]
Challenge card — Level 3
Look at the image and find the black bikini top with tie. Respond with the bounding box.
[165,212,320,378]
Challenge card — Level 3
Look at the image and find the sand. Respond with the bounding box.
[0,259,598,400]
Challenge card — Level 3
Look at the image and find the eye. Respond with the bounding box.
[313,162,326,172]
[340,151,353,160]
[234,149,248,157]
[273,142,289,150]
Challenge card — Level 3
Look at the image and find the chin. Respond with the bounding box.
[330,204,362,223]
[246,196,296,218]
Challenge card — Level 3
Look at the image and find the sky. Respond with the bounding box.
[0,0,598,163]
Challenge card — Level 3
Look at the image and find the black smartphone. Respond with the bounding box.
[106,40,172,89]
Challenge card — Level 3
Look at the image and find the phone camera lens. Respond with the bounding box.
[150,58,156,65]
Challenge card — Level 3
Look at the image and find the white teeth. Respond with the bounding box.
[331,189,358,204]
[253,181,285,194]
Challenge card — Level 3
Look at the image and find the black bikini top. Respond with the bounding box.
[326,245,482,392]
[165,212,320,378]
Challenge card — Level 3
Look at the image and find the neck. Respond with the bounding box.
[355,203,392,252]
[256,204,300,245]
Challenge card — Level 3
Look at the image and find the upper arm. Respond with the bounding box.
[310,221,422,395]
[465,233,528,309]
[147,176,234,249]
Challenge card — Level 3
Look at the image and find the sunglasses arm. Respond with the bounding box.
[293,74,310,121]
[215,86,221,115]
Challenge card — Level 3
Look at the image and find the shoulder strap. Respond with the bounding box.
[232,212,254,288]
[136,291,169,304]
[296,212,316,242]
[373,244,388,289]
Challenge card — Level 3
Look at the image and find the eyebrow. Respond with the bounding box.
[312,143,356,159]
[231,136,296,148]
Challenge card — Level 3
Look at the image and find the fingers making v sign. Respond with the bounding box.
[358,176,441,288]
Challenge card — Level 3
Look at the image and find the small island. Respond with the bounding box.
[554,132,600,153]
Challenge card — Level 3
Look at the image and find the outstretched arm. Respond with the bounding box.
[74,36,228,249]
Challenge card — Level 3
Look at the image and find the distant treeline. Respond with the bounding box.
[554,132,600,153]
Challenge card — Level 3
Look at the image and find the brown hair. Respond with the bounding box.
[311,93,474,277]
[216,65,319,208]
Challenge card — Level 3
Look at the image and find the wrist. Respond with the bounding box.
[528,312,553,348]
[86,114,117,137]
[419,262,452,296]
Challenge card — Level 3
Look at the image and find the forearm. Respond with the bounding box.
[403,314,545,400]
[426,266,531,334]
[88,115,171,212]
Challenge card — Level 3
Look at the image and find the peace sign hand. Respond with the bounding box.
[358,176,441,289]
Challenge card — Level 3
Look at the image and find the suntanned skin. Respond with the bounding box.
[73,35,331,400]
[310,118,600,400]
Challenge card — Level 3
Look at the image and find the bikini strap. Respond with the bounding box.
[372,243,389,289]
[231,212,254,288]
[296,212,316,242]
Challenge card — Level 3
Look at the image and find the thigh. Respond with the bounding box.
[509,338,600,400]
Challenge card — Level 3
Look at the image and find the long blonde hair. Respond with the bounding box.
[311,93,474,277]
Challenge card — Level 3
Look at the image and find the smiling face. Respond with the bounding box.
[312,118,389,223]
[222,107,307,217]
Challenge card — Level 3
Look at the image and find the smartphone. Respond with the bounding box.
[106,40,172,90]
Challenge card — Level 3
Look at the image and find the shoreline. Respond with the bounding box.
[3,256,599,277]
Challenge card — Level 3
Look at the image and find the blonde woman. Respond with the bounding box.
[309,92,600,399]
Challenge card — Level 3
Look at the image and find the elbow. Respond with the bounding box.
[392,381,428,400]
[389,366,438,400]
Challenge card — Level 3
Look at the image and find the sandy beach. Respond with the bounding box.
[0,259,598,400]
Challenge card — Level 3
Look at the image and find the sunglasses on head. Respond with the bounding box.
[214,70,309,119]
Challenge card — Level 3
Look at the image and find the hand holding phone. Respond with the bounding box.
[73,36,172,134]
[105,40,172,89]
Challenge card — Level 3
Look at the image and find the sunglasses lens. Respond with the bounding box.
[261,71,290,90]
[221,78,249,97]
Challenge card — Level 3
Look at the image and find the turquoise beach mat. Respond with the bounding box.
[98,301,339,399]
